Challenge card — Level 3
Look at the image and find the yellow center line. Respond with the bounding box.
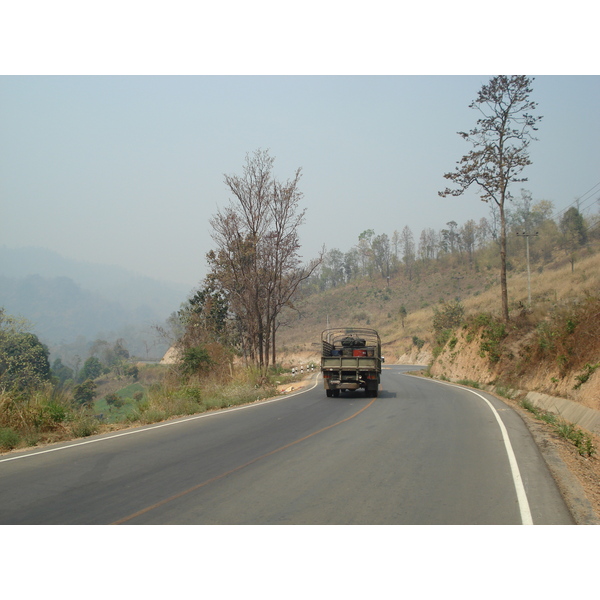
[112,397,377,524]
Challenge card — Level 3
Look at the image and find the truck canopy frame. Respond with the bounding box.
[321,327,381,357]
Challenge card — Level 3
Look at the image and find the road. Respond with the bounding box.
[0,365,574,524]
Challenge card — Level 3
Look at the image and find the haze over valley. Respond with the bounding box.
[0,246,190,363]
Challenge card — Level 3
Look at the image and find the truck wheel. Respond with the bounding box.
[326,390,333,397]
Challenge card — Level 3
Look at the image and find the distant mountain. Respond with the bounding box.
[0,246,190,315]
[0,246,193,358]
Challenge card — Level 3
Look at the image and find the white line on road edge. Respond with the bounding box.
[0,375,320,465]
[407,375,534,525]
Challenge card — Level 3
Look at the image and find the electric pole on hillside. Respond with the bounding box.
[516,231,538,307]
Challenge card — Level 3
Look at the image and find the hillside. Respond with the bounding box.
[276,241,600,404]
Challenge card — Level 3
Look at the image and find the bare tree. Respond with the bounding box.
[460,219,477,267]
[400,225,415,280]
[208,149,321,372]
[418,228,438,261]
[372,233,391,278]
[439,75,542,321]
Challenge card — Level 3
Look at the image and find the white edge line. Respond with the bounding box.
[0,375,320,465]
[405,374,534,525]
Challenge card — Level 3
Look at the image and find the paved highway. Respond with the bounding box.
[0,365,574,524]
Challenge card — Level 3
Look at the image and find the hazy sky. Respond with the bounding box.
[1,4,598,290]
[2,74,599,288]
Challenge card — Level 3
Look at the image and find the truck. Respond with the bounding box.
[320,327,383,397]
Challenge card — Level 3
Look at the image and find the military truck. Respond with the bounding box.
[320,327,383,397]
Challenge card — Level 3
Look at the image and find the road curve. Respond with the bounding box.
[0,366,574,524]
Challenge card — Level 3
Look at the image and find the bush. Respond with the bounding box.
[0,310,51,391]
[432,300,465,333]
[412,336,425,350]
[432,330,450,359]
[0,427,20,451]
[105,392,124,409]
[573,363,599,390]
[33,400,70,431]
[180,346,213,377]
[72,380,97,407]
[468,313,507,363]
[70,414,100,438]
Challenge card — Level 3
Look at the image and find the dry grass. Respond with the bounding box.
[278,243,600,362]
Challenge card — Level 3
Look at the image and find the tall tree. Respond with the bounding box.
[460,219,477,267]
[372,233,391,278]
[560,206,588,271]
[439,75,542,321]
[208,149,320,372]
[357,229,375,276]
[400,226,415,280]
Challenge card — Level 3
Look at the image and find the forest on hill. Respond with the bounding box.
[276,189,600,373]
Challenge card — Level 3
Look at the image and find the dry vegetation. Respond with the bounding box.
[278,244,600,367]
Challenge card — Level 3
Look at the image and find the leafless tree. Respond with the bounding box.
[400,225,415,280]
[208,149,321,372]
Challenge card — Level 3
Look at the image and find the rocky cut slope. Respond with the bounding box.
[429,295,600,413]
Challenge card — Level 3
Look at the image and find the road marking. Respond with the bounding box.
[112,396,377,524]
[406,375,534,525]
[0,376,321,465]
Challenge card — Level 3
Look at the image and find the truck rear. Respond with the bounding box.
[320,328,383,397]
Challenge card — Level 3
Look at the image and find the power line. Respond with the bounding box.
[550,180,600,223]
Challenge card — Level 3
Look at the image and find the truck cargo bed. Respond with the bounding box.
[320,327,382,397]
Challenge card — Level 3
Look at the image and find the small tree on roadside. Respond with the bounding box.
[439,75,542,322]
[0,309,50,392]
[72,379,97,407]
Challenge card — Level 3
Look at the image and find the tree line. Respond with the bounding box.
[305,194,597,293]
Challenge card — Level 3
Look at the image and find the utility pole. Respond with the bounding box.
[516,231,538,307]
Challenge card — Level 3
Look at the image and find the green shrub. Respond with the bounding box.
[412,336,425,350]
[33,400,70,431]
[105,393,124,409]
[468,313,507,363]
[432,329,452,359]
[0,427,20,450]
[520,400,594,456]
[457,379,480,389]
[432,300,465,333]
[70,415,100,438]
[181,346,213,377]
[573,363,599,390]
[72,380,97,407]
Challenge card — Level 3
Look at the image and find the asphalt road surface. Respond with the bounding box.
[0,365,574,524]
